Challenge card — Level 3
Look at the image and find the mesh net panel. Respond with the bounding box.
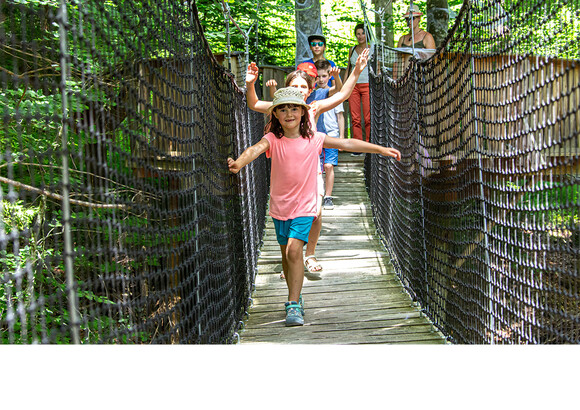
[0,0,267,343]
[2,0,579,345]
[370,1,579,343]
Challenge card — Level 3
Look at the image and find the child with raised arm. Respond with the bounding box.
[264,66,327,277]
[245,48,370,277]
[228,87,401,327]
[314,59,345,210]
[245,48,370,125]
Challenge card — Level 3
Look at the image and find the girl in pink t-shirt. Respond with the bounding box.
[245,49,370,278]
[228,87,401,327]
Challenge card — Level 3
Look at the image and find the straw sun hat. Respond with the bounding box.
[267,87,310,114]
[404,4,422,18]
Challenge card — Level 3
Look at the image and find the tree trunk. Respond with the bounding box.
[372,0,394,47]
[294,0,322,68]
[426,0,449,47]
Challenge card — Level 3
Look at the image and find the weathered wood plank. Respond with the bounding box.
[253,276,402,293]
[257,257,395,270]
[258,249,390,260]
[252,286,409,305]
[248,298,414,313]
[240,152,447,344]
[259,242,383,253]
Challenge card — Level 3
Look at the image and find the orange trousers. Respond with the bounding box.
[348,82,371,141]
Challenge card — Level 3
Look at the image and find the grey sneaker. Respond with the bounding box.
[285,301,304,326]
[323,196,334,210]
[298,294,305,316]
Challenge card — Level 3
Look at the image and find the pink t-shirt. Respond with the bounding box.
[263,131,325,221]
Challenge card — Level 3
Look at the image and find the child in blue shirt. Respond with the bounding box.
[314,59,345,210]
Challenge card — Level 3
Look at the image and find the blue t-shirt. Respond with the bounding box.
[303,58,336,87]
[306,88,330,134]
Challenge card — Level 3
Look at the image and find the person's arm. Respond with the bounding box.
[323,136,401,161]
[397,35,405,47]
[265,78,278,100]
[317,47,369,115]
[245,62,273,114]
[343,46,354,82]
[337,111,345,139]
[228,138,271,174]
[423,32,436,49]
[328,66,342,97]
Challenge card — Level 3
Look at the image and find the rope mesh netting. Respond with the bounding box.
[0,0,267,343]
[2,0,579,345]
[369,1,579,343]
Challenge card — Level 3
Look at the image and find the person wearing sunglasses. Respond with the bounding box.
[302,34,337,88]
[397,4,435,49]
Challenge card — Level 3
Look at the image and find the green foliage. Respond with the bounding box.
[469,0,579,58]
[1,0,578,345]
[194,0,469,67]
[0,87,62,161]
[196,0,297,66]
[0,199,150,343]
[2,199,40,231]
[522,182,580,226]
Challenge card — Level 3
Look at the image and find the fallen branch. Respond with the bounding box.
[0,176,128,210]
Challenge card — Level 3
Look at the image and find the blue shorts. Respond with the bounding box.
[321,148,338,166]
[272,216,315,246]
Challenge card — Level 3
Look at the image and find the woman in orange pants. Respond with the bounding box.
[345,23,371,154]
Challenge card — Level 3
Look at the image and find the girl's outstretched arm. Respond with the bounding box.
[245,62,273,114]
[323,136,401,161]
[315,48,370,115]
[228,138,271,174]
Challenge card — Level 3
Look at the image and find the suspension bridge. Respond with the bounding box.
[241,154,447,344]
[0,0,578,345]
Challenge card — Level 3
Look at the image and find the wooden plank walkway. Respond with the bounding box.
[240,153,447,344]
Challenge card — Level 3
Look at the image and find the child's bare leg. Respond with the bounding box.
[279,245,289,281]
[305,208,322,259]
[324,163,335,197]
[284,238,305,302]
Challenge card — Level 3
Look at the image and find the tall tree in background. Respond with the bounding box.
[295,0,323,67]
[373,0,394,47]
[426,0,449,47]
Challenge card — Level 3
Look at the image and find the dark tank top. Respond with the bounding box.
[402,35,426,49]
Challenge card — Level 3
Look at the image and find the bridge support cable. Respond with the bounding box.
[467,6,495,344]
[57,0,80,345]
[220,0,259,72]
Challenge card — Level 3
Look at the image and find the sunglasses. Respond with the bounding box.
[310,41,324,47]
[406,16,419,21]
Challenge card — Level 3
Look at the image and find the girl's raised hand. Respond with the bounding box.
[265,79,278,88]
[355,47,370,71]
[246,62,259,84]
